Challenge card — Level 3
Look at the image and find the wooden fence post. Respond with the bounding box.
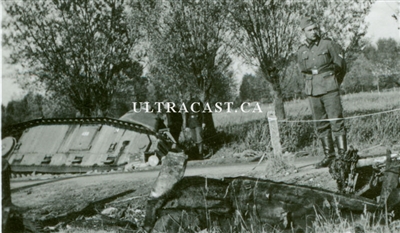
[267,111,282,158]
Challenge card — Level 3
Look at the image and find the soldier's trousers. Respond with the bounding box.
[308,91,345,138]
[190,126,203,144]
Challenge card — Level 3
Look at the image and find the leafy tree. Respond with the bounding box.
[342,54,375,93]
[1,93,77,137]
[239,74,255,102]
[227,0,302,119]
[108,74,150,118]
[239,64,303,104]
[137,0,235,135]
[239,74,271,102]
[3,0,143,117]
[226,0,374,119]
[366,38,400,90]
[151,0,232,101]
[341,38,400,94]
[209,71,238,105]
[1,92,66,135]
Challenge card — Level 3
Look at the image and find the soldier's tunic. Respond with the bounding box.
[186,98,203,144]
[297,38,346,138]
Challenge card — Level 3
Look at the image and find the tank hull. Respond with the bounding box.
[3,115,170,174]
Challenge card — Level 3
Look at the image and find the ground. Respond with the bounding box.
[9,145,397,232]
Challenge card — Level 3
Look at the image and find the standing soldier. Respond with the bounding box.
[297,17,347,169]
[161,100,183,144]
[184,93,205,158]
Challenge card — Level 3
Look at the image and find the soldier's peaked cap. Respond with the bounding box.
[300,17,317,29]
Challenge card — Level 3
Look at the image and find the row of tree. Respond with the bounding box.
[343,38,400,93]
[2,0,376,125]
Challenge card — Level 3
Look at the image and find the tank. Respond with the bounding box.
[2,110,173,174]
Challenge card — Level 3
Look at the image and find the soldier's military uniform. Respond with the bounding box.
[164,105,183,143]
[185,96,204,157]
[297,17,347,168]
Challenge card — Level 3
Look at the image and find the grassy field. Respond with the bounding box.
[212,90,400,155]
[214,89,400,127]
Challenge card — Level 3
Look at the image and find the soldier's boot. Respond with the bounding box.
[335,134,347,158]
[315,135,336,169]
[197,143,204,159]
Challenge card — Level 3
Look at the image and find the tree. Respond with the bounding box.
[239,74,271,102]
[226,0,374,119]
[339,38,400,94]
[153,0,232,101]
[362,38,400,92]
[227,0,304,119]
[3,0,143,117]
[140,0,234,134]
[239,74,256,102]
[342,54,375,93]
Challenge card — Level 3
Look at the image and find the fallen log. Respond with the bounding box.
[148,176,388,233]
[356,153,399,168]
[143,148,400,232]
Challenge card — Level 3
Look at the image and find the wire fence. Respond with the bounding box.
[277,108,400,123]
[202,107,400,143]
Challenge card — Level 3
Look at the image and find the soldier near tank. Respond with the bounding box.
[184,93,205,158]
[161,100,183,144]
[297,16,347,169]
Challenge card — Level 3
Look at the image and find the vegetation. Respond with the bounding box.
[144,0,234,104]
[2,2,399,230]
[238,38,400,104]
[2,0,398,166]
[57,199,400,233]
[238,62,305,104]
[2,0,144,117]
[215,90,400,154]
[225,0,374,120]
[2,0,379,120]
[343,38,400,94]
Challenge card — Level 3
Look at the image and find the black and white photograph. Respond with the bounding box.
[1,0,400,232]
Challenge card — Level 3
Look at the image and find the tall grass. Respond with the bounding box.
[215,90,400,154]
[149,203,400,233]
[214,90,400,127]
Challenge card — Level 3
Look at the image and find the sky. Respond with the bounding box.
[365,0,399,43]
[1,1,399,105]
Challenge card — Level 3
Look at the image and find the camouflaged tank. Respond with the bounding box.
[1,110,173,174]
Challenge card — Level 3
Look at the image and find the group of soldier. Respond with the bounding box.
[158,92,208,159]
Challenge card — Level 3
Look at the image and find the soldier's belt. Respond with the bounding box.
[303,67,334,75]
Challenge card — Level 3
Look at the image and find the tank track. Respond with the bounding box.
[3,117,156,138]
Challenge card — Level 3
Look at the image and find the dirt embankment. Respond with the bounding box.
[10,152,340,232]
